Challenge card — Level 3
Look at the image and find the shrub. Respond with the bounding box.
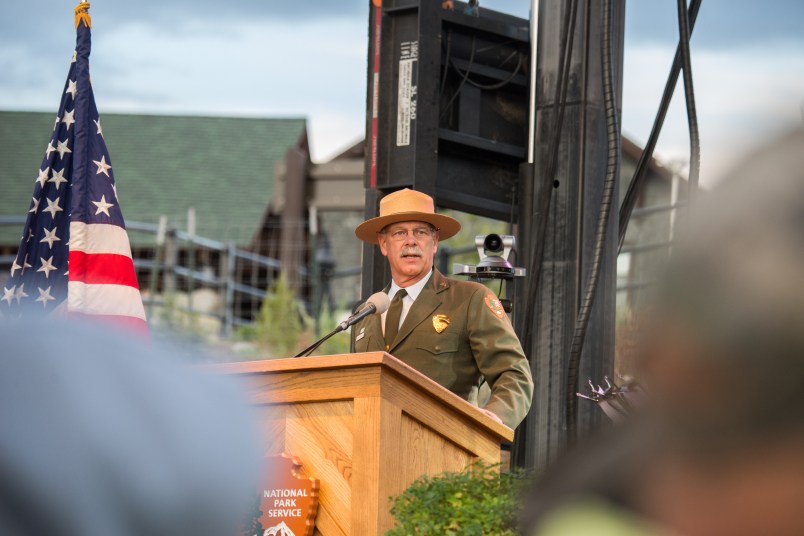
[310,308,353,356]
[387,461,530,536]
[248,274,306,358]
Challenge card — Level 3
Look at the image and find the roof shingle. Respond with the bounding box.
[0,111,306,246]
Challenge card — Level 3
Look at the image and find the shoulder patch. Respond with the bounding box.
[484,293,505,319]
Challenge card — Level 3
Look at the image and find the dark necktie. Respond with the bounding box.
[384,289,407,351]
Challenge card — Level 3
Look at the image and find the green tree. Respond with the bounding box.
[310,308,353,356]
[248,274,306,358]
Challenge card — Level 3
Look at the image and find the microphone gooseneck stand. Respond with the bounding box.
[293,320,350,358]
[293,292,390,358]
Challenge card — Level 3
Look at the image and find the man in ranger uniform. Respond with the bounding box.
[351,189,533,429]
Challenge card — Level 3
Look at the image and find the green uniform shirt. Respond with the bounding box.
[351,270,533,429]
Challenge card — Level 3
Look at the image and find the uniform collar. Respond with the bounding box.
[430,269,451,294]
[389,269,433,301]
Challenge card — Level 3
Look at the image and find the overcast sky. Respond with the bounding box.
[1,1,802,185]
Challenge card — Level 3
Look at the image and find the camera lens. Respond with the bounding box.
[484,234,503,253]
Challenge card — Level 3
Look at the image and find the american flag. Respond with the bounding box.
[1,3,147,335]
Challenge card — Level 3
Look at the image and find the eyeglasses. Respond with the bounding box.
[381,226,437,242]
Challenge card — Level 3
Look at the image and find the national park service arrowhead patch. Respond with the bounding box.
[432,314,450,333]
[484,294,505,319]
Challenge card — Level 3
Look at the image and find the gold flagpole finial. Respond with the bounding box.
[75,1,91,29]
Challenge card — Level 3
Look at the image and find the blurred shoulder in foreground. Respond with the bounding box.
[0,318,261,536]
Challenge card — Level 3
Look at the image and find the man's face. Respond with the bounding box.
[378,221,439,286]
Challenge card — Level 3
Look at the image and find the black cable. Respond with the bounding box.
[449,50,523,91]
[476,39,516,54]
[565,0,621,444]
[618,0,702,251]
[677,0,700,202]
[440,36,476,120]
[520,0,580,427]
[441,35,521,120]
[440,29,453,98]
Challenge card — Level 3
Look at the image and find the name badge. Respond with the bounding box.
[355,327,366,342]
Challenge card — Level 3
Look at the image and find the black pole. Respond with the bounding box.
[511,0,624,470]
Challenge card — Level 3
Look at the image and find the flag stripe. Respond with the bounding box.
[69,251,139,287]
[69,222,134,257]
[67,281,146,320]
[68,312,150,337]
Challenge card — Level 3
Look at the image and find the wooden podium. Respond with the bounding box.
[216,352,513,535]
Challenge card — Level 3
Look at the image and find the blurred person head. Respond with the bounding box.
[522,130,804,536]
[0,318,261,536]
[631,129,804,536]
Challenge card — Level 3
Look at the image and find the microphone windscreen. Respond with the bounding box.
[367,291,391,315]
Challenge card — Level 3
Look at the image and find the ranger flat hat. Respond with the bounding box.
[355,188,461,244]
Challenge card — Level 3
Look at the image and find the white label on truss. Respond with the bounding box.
[396,40,418,147]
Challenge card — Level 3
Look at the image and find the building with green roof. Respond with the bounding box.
[0,111,307,247]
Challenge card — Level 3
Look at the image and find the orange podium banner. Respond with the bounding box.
[258,453,319,536]
[215,352,513,535]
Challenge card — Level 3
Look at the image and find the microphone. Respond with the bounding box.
[337,292,390,331]
[293,291,391,358]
